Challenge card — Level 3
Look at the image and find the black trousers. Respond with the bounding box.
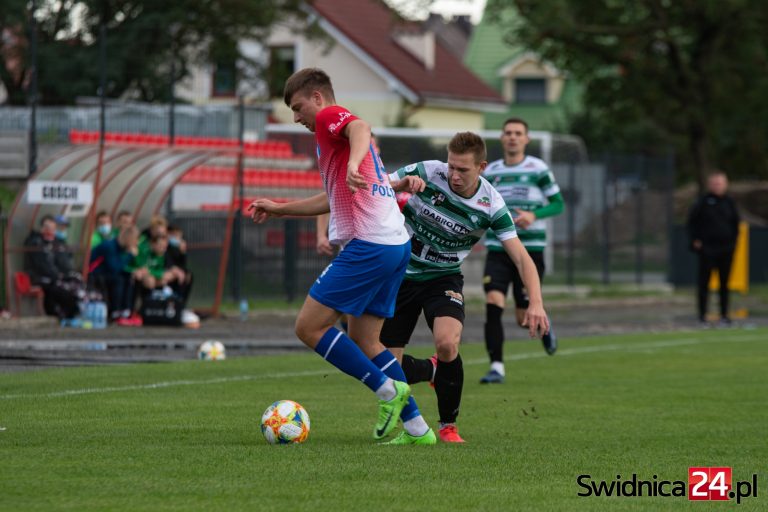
[41,283,80,319]
[697,250,734,320]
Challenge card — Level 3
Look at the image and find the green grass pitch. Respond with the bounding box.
[1,328,766,511]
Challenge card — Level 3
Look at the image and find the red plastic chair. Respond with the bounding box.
[14,271,45,317]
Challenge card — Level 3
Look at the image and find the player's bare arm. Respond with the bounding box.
[343,119,372,192]
[390,175,426,194]
[248,192,330,224]
[501,237,550,337]
[316,213,333,256]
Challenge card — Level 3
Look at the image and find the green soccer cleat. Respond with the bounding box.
[373,380,411,440]
[382,428,437,445]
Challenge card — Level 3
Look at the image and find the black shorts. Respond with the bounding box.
[483,250,545,309]
[380,274,465,348]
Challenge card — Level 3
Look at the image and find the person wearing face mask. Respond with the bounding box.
[53,214,76,273]
[90,211,114,248]
[23,215,82,319]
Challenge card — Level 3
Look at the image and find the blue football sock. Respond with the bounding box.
[315,327,388,393]
[371,350,421,422]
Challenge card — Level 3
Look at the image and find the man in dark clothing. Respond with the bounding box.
[166,224,192,305]
[687,171,741,325]
[24,215,82,319]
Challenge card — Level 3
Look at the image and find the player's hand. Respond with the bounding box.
[521,303,549,338]
[513,209,536,229]
[393,176,426,194]
[247,199,282,224]
[316,236,333,256]
[346,162,367,193]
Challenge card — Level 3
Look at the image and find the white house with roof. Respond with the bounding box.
[175,0,506,131]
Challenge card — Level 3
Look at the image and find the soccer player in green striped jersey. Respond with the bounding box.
[381,132,549,443]
[480,118,565,384]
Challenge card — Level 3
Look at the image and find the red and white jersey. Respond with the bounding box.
[315,105,408,246]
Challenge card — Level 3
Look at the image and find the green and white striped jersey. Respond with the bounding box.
[483,156,560,252]
[392,160,517,282]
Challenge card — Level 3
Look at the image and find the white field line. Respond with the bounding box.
[1,334,764,401]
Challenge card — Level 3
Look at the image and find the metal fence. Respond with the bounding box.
[0,102,271,177]
[0,103,270,142]
[552,153,676,286]
[173,145,680,306]
[136,214,329,307]
[2,118,687,310]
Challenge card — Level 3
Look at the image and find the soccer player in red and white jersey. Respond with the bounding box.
[248,68,435,445]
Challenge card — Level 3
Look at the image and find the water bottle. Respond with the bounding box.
[78,302,90,329]
[94,301,107,329]
[239,299,249,322]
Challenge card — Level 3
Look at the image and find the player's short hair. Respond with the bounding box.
[116,210,132,220]
[283,68,335,106]
[96,210,110,220]
[448,132,487,164]
[39,214,55,227]
[503,117,529,133]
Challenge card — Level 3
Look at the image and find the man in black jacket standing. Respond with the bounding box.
[687,171,740,325]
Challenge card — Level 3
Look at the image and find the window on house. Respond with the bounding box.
[514,78,547,104]
[268,46,295,98]
[212,58,236,97]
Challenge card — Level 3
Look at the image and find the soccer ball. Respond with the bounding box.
[197,340,226,361]
[260,400,310,445]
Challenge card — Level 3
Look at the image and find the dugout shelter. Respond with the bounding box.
[3,134,254,316]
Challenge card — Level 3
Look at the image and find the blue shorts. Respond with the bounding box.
[309,238,410,318]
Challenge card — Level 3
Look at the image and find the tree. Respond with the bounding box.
[486,0,768,185]
[0,0,305,105]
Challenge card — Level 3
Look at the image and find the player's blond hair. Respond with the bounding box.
[448,132,487,164]
[283,68,336,106]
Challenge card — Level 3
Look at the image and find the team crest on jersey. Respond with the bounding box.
[431,191,446,206]
[477,196,491,207]
[444,290,464,305]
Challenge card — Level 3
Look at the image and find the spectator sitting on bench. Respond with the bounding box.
[115,210,134,235]
[135,234,185,298]
[90,211,114,248]
[139,215,167,248]
[166,224,193,304]
[24,215,83,320]
[90,225,140,323]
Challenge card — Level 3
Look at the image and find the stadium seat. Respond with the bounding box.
[13,271,45,317]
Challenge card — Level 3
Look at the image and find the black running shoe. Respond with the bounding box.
[542,325,557,355]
